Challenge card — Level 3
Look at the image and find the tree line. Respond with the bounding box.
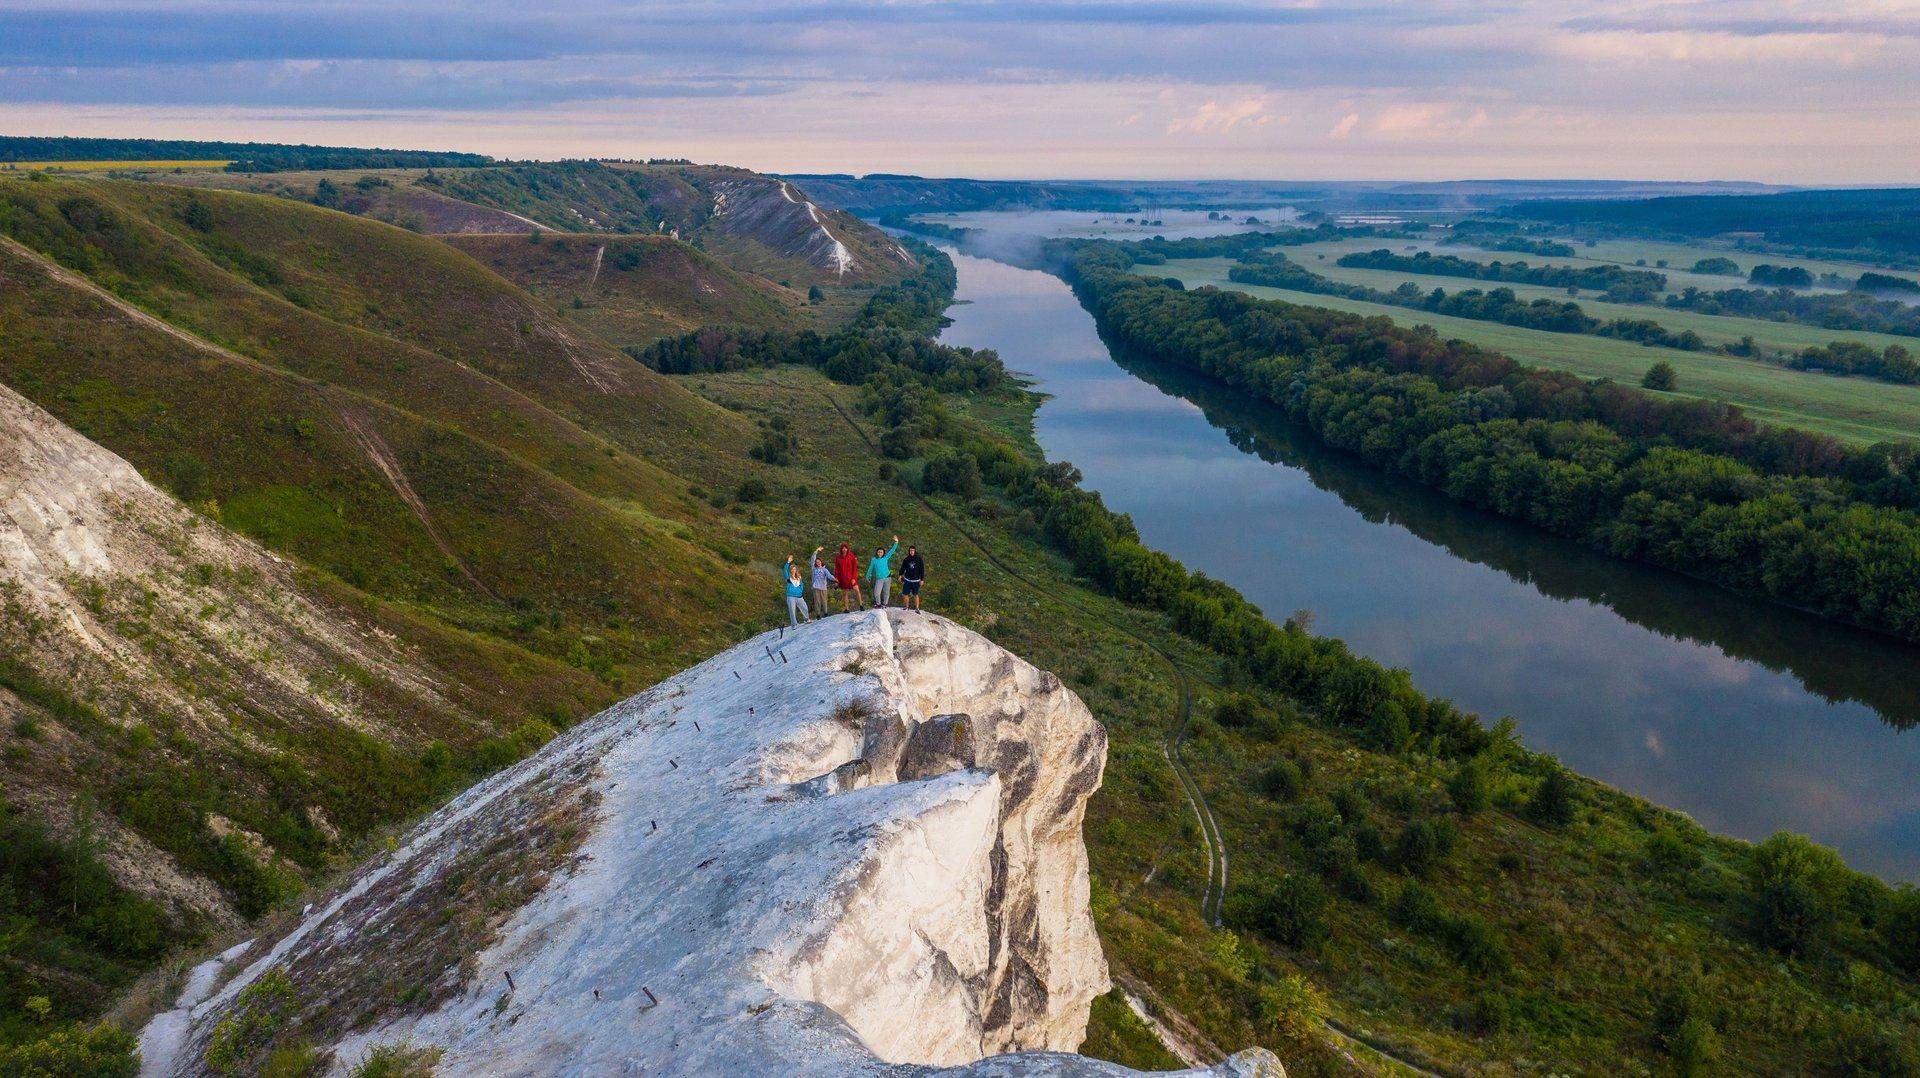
[1059,239,1920,644]
[1226,250,1920,385]
[1336,248,1666,301]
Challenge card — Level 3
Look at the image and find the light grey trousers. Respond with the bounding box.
[872,577,891,607]
[787,596,810,626]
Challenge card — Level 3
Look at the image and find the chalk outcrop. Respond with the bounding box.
[140,611,1278,1076]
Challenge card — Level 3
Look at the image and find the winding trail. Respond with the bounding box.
[814,386,1227,926]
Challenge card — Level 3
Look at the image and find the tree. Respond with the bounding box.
[1641,361,1677,391]
[1747,832,1847,955]
[1524,766,1578,828]
[1224,875,1329,949]
[311,177,342,209]
[807,285,825,304]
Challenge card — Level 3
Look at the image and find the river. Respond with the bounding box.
[931,223,1920,881]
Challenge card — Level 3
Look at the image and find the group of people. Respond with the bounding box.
[779,536,927,626]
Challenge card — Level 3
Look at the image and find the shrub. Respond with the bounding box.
[1448,758,1491,815]
[1641,361,1677,391]
[922,453,983,499]
[1253,973,1329,1056]
[1393,817,1459,877]
[203,970,296,1075]
[0,1023,138,1077]
[1225,875,1329,950]
[1365,701,1412,752]
[351,1042,443,1077]
[1885,887,1920,975]
[1822,1011,1920,1075]
[1256,758,1303,801]
[1524,767,1578,828]
[1642,829,1700,877]
[1747,832,1847,955]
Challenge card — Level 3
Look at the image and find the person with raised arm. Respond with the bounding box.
[864,535,900,608]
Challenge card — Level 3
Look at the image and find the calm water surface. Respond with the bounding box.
[933,232,1920,881]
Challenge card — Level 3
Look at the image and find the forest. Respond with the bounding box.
[1502,186,1920,257]
[0,136,491,172]
[1058,238,1920,645]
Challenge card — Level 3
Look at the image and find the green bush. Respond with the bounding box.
[1392,817,1459,877]
[1448,758,1492,815]
[1885,887,1920,975]
[203,970,296,1075]
[1256,758,1303,801]
[0,1022,137,1077]
[1747,833,1848,955]
[1524,767,1578,828]
[1225,875,1329,950]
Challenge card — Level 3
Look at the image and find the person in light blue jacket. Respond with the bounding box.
[779,554,810,626]
[864,535,900,608]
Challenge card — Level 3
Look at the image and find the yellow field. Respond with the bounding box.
[0,160,230,172]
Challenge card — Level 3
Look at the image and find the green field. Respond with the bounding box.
[1168,255,1920,446]
[1282,240,1919,355]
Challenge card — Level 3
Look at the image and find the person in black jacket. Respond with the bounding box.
[899,546,926,610]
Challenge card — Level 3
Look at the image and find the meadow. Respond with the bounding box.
[1167,255,1920,446]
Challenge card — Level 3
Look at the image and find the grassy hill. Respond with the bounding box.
[444,232,815,349]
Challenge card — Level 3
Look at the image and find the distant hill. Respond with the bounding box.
[1504,186,1920,255]
[444,232,813,349]
[0,135,491,172]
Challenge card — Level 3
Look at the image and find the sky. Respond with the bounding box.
[3,0,1918,183]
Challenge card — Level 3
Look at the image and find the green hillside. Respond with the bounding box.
[444,232,814,348]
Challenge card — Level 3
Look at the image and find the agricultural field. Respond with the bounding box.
[1166,255,1920,446]
[1282,233,1890,299]
[1279,240,1920,355]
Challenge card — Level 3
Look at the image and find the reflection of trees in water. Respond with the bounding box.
[1105,341,1920,730]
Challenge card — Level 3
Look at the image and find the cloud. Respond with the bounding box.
[1166,97,1277,134]
[1327,112,1359,140]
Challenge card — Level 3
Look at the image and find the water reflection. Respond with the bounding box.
[935,243,1920,881]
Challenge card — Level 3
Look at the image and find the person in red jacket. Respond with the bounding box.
[833,541,865,613]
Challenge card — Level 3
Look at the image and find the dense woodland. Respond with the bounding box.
[1504,187,1920,258]
[0,136,490,172]
[1060,238,1920,647]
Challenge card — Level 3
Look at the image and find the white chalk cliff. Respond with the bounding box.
[141,610,1279,1076]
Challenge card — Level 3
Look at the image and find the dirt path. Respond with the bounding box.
[335,408,496,600]
[588,243,606,287]
[1323,1017,1452,1078]
[815,386,1227,926]
[1111,970,1224,1067]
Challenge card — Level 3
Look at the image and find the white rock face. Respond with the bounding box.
[142,611,1278,1076]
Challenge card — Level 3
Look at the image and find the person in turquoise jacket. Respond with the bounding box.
[864,536,900,608]
[779,554,810,627]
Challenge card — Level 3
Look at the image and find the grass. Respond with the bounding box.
[1167,255,1920,446]
[443,232,815,350]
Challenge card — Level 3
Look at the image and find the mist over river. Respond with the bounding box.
[930,216,1920,881]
